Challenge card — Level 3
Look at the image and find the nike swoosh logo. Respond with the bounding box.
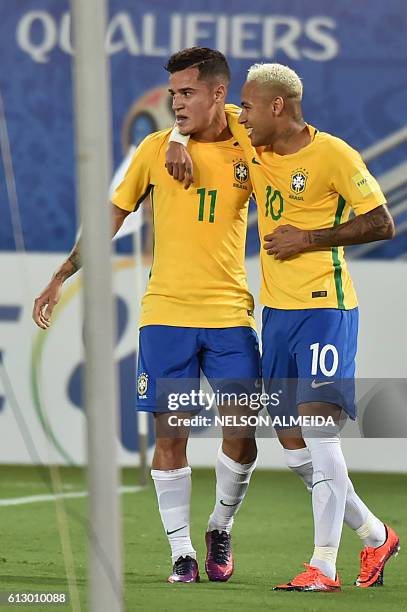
[252,157,261,165]
[166,525,187,535]
[311,379,335,389]
[220,500,240,507]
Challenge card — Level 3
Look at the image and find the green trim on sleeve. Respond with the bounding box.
[332,195,346,309]
[134,184,152,212]
[148,186,155,280]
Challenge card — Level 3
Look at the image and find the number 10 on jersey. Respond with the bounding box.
[265,185,284,221]
[196,188,218,223]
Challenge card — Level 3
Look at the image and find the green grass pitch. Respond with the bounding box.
[0,465,405,611]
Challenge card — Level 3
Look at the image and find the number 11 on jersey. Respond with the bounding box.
[196,188,217,223]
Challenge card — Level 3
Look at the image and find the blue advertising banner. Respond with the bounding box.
[0,1,406,463]
[0,0,406,256]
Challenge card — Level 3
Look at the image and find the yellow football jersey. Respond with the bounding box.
[111,128,255,328]
[226,105,386,310]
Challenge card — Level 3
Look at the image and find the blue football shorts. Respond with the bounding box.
[136,325,261,413]
[261,307,359,421]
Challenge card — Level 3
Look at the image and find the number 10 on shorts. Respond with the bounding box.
[310,343,339,377]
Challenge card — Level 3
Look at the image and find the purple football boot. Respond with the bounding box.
[205,530,234,581]
[167,555,200,583]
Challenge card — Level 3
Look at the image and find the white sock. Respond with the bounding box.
[355,510,387,548]
[284,447,314,492]
[151,466,196,563]
[207,447,257,534]
[284,447,386,548]
[303,434,348,580]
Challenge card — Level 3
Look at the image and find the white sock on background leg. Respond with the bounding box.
[151,466,196,563]
[284,447,313,491]
[354,510,387,548]
[207,447,257,534]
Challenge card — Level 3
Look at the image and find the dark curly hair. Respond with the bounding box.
[165,47,230,87]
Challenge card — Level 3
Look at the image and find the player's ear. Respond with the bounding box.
[272,96,284,116]
[214,84,226,103]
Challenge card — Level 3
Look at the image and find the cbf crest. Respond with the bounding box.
[290,168,308,194]
[137,372,148,397]
[234,161,249,185]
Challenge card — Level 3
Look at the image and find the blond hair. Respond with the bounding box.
[247,63,303,100]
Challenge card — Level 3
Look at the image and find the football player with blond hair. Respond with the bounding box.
[168,60,399,592]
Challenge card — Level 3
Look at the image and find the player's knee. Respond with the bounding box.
[222,437,257,464]
[279,437,307,450]
[154,437,187,467]
[275,426,305,450]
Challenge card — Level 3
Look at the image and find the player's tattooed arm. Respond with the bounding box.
[305,205,395,249]
[32,240,82,329]
[54,242,82,283]
[33,204,131,329]
[263,205,395,260]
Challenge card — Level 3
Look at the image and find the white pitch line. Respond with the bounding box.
[3,482,75,490]
[0,485,144,507]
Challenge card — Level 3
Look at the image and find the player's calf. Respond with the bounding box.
[151,418,197,583]
[205,445,257,581]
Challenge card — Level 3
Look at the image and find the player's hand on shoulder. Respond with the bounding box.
[263,224,310,260]
[32,279,62,329]
[165,142,194,189]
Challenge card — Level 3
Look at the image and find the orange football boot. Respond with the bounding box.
[274,563,341,592]
[355,524,400,587]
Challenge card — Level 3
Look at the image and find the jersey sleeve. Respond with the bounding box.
[329,137,386,215]
[111,133,159,212]
[225,104,255,160]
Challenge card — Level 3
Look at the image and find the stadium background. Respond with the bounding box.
[0,0,406,472]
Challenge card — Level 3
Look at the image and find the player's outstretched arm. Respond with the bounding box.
[32,242,81,330]
[263,204,395,260]
[32,204,130,329]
